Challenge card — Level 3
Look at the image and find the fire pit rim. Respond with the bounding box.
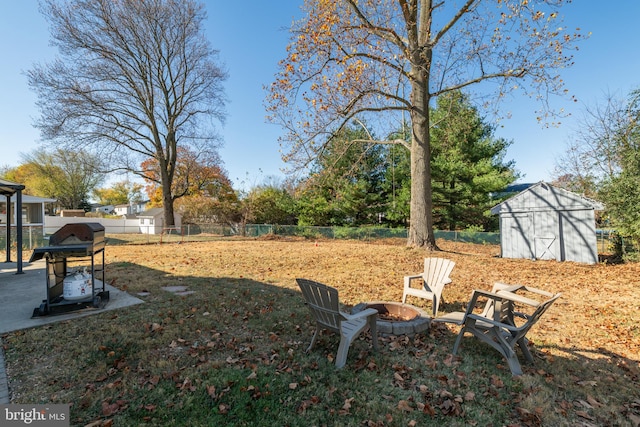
[352,300,431,337]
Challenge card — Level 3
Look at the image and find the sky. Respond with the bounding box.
[1,1,640,190]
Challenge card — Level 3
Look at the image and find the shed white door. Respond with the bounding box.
[533,211,559,261]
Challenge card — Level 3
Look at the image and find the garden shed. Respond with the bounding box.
[138,208,182,235]
[490,182,603,264]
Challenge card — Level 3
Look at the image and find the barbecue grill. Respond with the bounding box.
[29,222,109,316]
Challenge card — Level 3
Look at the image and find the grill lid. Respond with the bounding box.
[49,222,105,246]
[29,222,106,262]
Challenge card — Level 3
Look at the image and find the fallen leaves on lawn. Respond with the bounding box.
[340,397,355,415]
[439,395,463,416]
[4,239,639,426]
[515,406,543,426]
[397,399,413,412]
[144,322,163,333]
[178,378,196,392]
[297,395,321,414]
[101,399,127,416]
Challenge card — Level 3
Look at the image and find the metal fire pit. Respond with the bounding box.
[29,222,109,316]
[352,301,431,337]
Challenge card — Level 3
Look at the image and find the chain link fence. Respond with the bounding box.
[242,224,502,244]
[1,223,616,254]
[0,226,47,251]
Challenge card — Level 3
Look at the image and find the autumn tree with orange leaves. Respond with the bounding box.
[267,0,585,249]
[142,147,239,224]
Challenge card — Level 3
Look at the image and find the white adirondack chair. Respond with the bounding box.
[402,257,455,316]
[296,278,379,369]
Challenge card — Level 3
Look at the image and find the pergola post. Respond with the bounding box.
[16,190,23,274]
[5,194,11,263]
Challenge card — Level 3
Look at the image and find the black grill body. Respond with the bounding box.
[29,223,108,316]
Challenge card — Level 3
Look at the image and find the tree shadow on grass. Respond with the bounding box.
[428,302,640,426]
[3,259,639,426]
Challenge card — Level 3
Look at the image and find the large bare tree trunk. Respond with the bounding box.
[159,140,177,227]
[408,68,438,249]
[162,191,175,228]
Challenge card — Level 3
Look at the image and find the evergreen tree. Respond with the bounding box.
[294,94,518,230]
[429,91,518,231]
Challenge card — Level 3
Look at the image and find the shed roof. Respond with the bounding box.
[490,181,604,215]
[138,207,164,218]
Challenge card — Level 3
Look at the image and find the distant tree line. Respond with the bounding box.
[1,89,517,233]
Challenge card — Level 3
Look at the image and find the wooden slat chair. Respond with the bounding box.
[296,278,379,369]
[402,257,455,316]
[451,286,561,375]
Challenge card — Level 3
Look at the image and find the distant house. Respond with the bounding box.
[490,182,604,264]
[91,204,115,215]
[131,200,149,214]
[114,204,132,217]
[138,208,182,234]
[114,200,149,217]
[1,189,56,274]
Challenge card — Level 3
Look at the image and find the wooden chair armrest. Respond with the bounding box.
[467,289,502,305]
[341,308,378,321]
[464,289,538,321]
[432,311,465,325]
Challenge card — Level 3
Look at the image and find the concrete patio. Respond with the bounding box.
[0,260,144,403]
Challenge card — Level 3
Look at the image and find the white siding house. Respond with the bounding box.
[131,200,149,214]
[113,204,131,216]
[490,182,604,264]
[114,201,149,217]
